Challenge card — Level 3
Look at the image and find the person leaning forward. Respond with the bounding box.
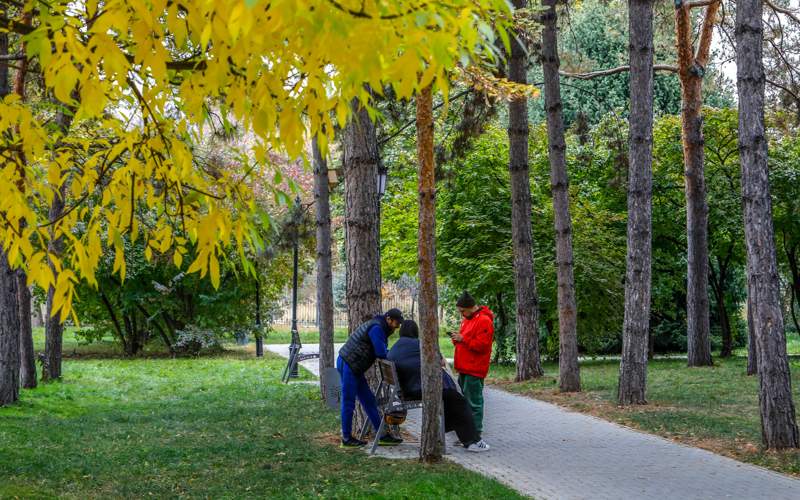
[388,320,491,452]
[337,308,405,448]
[450,291,494,438]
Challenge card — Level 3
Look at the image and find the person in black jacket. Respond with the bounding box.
[387,320,490,452]
[337,309,404,448]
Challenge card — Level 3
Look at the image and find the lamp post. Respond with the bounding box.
[288,196,302,377]
[255,277,263,357]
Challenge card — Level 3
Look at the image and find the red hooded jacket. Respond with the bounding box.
[453,306,494,379]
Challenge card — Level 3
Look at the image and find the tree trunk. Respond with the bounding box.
[12,9,35,389]
[746,289,758,376]
[343,98,382,331]
[32,298,44,328]
[710,253,733,358]
[493,292,508,364]
[618,0,655,406]
[18,272,36,388]
[0,25,22,405]
[787,246,800,334]
[343,97,382,434]
[313,136,335,398]
[134,303,173,354]
[43,95,75,380]
[676,1,718,367]
[417,85,444,462]
[509,0,543,381]
[717,290,732,358]
[0,252,21,406]
[100,291,128,352]
[789,286,800,337]
[44,183,67,381]
[736,0,799,449]
[541,0,580,392]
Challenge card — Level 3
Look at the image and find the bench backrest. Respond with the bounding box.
[374,358,406,406]
[376,358,400,388]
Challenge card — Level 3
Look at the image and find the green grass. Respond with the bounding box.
[266,326,351,344]
[733,332,800,357]
[31,326,169,358]
[1,351,522,499]
[487,355,800,476]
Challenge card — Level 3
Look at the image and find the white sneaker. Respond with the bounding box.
[466,439,491,452]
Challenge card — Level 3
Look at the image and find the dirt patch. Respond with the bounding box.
[313,427,419,447]
[314,432,343,447]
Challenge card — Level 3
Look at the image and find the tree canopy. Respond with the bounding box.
[0,0,513,322]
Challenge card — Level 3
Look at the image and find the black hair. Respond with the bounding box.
[399,319,419,339]
[456,290,476,308]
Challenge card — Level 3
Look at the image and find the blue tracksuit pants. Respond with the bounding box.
[337,356,382,440]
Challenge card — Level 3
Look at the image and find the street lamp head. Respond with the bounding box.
[377,167,388,197]
[327,168,339,186]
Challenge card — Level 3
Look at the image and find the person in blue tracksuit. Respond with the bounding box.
[337,308,404,447]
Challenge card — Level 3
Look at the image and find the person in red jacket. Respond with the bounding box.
[450,291,494,437]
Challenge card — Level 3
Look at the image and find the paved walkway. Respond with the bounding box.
[266,344,800,500]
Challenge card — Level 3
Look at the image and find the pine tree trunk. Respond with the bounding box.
[14,9,35,389]
[0,23,21,406]
[618,0,655,406]
[343,99,382,331]
[509,0,543,381]
[736,0,799,449]
[417,85,444,462]
[676,1,717,367]
[313,137,335,397]
[343,98,382,433]
[18,272,36,388]
[541,0,580,392]
[746,289,758,376]
[0,252,20,406]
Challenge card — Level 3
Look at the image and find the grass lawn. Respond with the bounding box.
[1,351,521,499]
[32,327,173,358]
[486,354,800,476]
[266,326,351,344]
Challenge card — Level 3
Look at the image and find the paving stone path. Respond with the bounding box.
[266,344,800,499]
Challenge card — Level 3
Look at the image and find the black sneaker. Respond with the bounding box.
[340,437,367,448]
[378,434,403,446]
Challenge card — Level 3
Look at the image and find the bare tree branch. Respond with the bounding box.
[686,0,716,8]
[560,64,678,80]
[326,0,431,20]
[0,52,24,61]
[767,77,800,102]
[765,0,800,25]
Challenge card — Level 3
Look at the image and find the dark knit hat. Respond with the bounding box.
[456,291,476,308]
[386,308,405,323]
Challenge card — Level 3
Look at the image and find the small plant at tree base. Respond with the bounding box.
[173,326,223,356]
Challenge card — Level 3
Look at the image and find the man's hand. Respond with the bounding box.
[452,333,463,342]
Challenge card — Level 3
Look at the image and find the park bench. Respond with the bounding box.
[357,358,446,455]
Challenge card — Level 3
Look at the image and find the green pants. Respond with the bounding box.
[458,373,485,434]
